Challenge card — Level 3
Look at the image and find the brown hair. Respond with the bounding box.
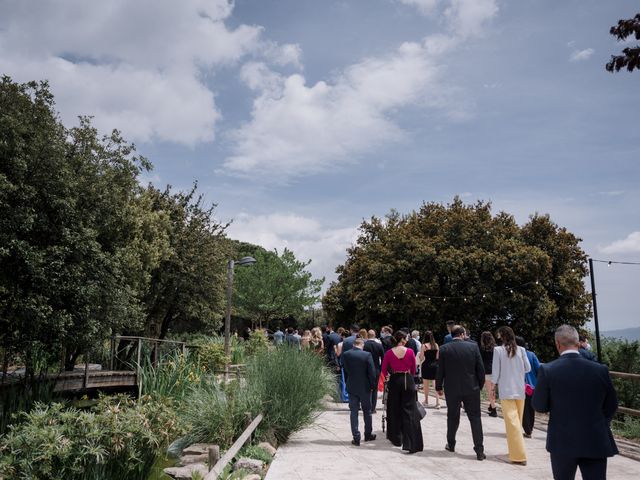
[497,326,517,358]
[480,331,496,351]
[425,330,438,350]
[359,328,368,339]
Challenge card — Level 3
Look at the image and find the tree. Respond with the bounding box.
[0,77,154,372]
[322,198,591,360]
[606,13,640,72]
[232,243,324,329]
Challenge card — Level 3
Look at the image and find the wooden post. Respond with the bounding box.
[153,340,159,367]
[208,445,220,471]
[136,338,142,373]
[83,351,90,389]
[109,336,116,371]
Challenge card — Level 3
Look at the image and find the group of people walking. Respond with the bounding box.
[319,322,619,480]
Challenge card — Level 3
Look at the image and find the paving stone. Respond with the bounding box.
[164,462,208,480]
[179,453,208,465]
[182,443,216,455]
[234,457,264,473]
[265,391,640,480]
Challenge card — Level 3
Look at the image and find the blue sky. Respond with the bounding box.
[1,0,638,329]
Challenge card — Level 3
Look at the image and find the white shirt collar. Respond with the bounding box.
[560,349,580,356]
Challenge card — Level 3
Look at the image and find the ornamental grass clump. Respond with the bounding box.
[245,346,334,443]
[0,394,182,480]
[137,350,208,400]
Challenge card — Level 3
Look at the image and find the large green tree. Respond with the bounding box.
[0,77,156,371]
[232,243,324,329]
[323,198,590,360]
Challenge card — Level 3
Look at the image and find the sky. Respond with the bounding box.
[1,0,639,330]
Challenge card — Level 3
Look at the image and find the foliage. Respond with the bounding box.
[245,330,269,357]
[194,343,229,372]
[245,347,334,444]
[233,243,324,329]
[239,444,273,465]
[179,380,260,450]
[612,416,640,441]
[323,198,590,361]
[606,13,640,72]
[0,395,182,480]
[601,338,640,411]
[137,351,208,401]
[0,377,57,435]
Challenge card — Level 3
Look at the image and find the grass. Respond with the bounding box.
[612,416,640,441]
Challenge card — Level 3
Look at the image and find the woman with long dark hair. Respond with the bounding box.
[381,330,423,453]
[492,326,531,465]
[418,330,441,409]
[480,331,497,417]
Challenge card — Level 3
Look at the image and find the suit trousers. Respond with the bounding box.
[445,390,484,452]
[348,393,372,441]
[522,394,535,435]
[371,383,379,413]
[550,453,607,480]
[501,399,526,462]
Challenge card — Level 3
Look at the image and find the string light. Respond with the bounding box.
[591,259,640,266]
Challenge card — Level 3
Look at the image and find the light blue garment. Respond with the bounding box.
[273,330,284,345]
[491,345,531,399]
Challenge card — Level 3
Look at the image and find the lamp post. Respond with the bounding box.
[588,258,602,363]
[224,256,257,365]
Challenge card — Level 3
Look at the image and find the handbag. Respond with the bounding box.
[377,373,385,392]
[416,401,427,420]
[525,383,534,396]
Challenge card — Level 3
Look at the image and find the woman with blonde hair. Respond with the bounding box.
[310,327,324,354]
[301,330,312,349]
[492,326,531,465]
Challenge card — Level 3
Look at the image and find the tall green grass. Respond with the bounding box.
[245,347,334,444]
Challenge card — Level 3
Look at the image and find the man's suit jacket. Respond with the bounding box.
[435,338,485,397]
[325,332,342,363]
[342,334,357,354]
[532,352,618,458]
[363,339,384,373]
[341,348,377,398]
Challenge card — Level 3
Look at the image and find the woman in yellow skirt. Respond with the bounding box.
[492,326,531,465]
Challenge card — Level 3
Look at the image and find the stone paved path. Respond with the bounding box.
[266,392,639,480]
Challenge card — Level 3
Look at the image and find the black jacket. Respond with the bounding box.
[363,339,384,373]
[325,332,342,363]
[532,352,618,458]
[435,338,485,396]
[341,348,377,398]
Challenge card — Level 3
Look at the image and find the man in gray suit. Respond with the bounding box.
[436,325,486,460]
[341,337,377,446]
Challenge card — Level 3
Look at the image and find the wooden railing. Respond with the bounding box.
[610,371,640,418]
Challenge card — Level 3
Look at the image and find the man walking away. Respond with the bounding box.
[443,320,455,344]
[341,324,359,355]
[364,330,384,413]
[341,337,377,446]
[273,326,284,346]
[436,325,486,460]
[533,325,618,480]
[380,326,394,353]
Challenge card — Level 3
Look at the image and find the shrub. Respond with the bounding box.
[179,380,260,450]
[195,343,229,372]
[137,351,208,400]
[0,395,182,480]
[245,330,269,357]
[245,347,334,443]
[239,444,273,464]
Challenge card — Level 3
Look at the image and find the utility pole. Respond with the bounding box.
[588,258,602,363]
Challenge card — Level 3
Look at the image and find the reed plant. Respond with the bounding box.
[137,350,208,401]
[245,346,334,443]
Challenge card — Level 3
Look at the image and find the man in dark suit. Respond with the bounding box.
[436,325,486,460]
[341,337,377,446]
[341,324,360,355]
[325,326,342,366]
[364,331,384,413]
[533,325,618,480]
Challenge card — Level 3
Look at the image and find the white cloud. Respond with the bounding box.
[397,0,440,15]
[227,213,359,287]
[601,232,640,254]
[0,0,265,145]
[570,48,595,62]
[225,0,498,181]
[226,42,440,179]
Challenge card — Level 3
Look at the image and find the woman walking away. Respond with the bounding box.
[516,336,540,438]
[480,331,497,417]
[381,330,424,453]
[418,331,441,409]
[492,326,531,465]
[310,327,325,355]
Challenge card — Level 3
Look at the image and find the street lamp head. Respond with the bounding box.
[236,256,257,266]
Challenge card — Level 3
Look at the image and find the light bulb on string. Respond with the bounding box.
[608,261,612,267]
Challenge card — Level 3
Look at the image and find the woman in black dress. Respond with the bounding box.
[418,330,441,409]
[480,331,497,417]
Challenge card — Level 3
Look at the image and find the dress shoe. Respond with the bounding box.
[488,406,498,417]
[445,443,455,453]
[476,452,486,461]
[523,432,532,438]
[351,438,360,446]
[364,434,377,442]
[496,454,526,465]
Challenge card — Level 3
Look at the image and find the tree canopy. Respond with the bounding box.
[0,77,230,372]
[606,13,640,72]
[232,241,324,328]
[322,198,591,360]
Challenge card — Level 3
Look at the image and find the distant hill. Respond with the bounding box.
[601,327,640,342]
